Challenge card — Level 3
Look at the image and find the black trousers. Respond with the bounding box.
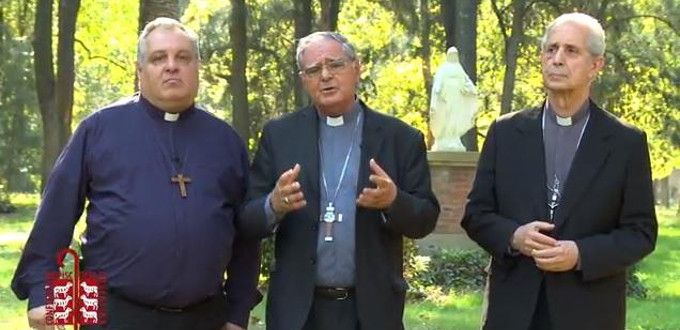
[82,291,228,330]
[529,280,552,330]
[302,291,360,330]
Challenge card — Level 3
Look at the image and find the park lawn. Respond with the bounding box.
[0,195,678,329]
[403,207,680,330]
[405,291,484,329]
[0,194,39,329]
[626,207,680,329]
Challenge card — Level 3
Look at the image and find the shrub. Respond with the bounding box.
[407,247,489,300]
[627,264,649,299]
[406,246,649,301]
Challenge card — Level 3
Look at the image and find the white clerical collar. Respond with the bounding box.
[319,101,361,127]
[545,99,590,127]
[556,115,572,126]
[164,112,180,122]
[326,115,344,127]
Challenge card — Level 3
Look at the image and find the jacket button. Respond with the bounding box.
[310,258,316,265]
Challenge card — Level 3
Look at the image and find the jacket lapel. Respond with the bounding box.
[357,102,385,192]
[554,102,614,227]
[514,106,548,221]
[296,107,321,224]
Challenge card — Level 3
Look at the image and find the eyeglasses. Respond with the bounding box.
[300,59,351,78]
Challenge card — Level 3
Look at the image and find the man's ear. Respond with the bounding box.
[354,60,363,83]
[590,55,604,80]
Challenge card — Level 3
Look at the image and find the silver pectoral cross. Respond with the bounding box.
[321,203,342,242]
[547,175,561,221]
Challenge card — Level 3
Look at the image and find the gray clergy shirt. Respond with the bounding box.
[315,102,363,287]
[262,102,363,286]
[543,100,590,215]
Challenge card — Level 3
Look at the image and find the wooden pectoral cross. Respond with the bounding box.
[171,173,192,198]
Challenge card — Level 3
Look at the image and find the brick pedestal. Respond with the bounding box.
[418,151,480,251]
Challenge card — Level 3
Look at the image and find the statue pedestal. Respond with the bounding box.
[419,151,479,251]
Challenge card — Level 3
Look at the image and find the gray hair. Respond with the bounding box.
[296,31,358,70]
[541,13,606,57]
[137,17,200,63]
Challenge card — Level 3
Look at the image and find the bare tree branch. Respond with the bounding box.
[490,0,509,42]
[248,43,285,67]
[533,0,562,13]
[75,39,127,71]
[606,14,679,35]
[597,0,612,21]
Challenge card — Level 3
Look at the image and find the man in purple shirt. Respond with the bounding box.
[12,18,260,330]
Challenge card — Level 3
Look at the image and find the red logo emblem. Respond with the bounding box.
[45,249,107,327]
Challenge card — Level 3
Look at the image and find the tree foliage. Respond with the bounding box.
[0,0,677,191]
[0,0,41,193]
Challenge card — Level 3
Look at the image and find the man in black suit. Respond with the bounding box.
[462,12,657,330]
[239,32,439,330]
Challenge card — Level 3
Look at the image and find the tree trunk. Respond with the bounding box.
[441,0,456,50]
[441,0,478,151]
[18,0,32,36]
[660,176,670,208]
[136,0,180,91]
[34,0,57,191]
[0,4,4,45]
[0,5,6,193]
[458,0,478,151]
[230,0,249,143]
[319,0,341,31]
[33,0,81,191]
[442,0,477,82]
[455,0,477,83]
[420,0,433,148]
[0,3,3,103]
[56,0,80,142]
[499,0,527,115]
[293,0,313,110]
[138,0,180,33]
[6,102,26,191]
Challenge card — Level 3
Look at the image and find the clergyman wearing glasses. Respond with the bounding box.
[238,31,440,330]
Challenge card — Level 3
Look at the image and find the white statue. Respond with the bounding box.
[429,47,479,151]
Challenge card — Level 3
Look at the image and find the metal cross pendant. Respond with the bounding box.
[322,203,342,242]
[171,173,192,198]
[547,175,561,221]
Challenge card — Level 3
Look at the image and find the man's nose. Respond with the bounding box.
[165,58,180,72]
[320,65,333,80]
[552,48,565,66]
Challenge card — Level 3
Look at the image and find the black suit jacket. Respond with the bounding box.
[462,101,657,330]
[239,102,440,330]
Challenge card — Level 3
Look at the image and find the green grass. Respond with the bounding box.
[626,207,680,330]
[0,194,38,329]
[1,195,679,329]
[405,291,484,329]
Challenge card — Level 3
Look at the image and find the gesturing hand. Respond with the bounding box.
[271,164,306,216]
[356,159,397,210]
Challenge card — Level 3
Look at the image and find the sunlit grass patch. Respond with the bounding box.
[405,292,484,330]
